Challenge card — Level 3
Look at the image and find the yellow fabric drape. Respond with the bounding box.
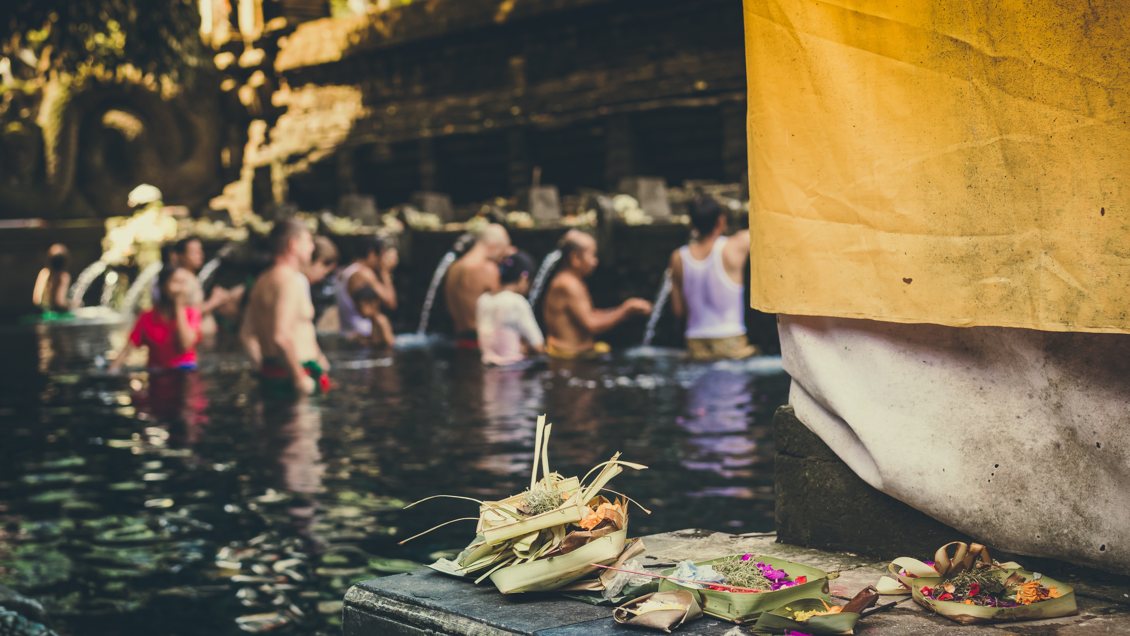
[744,0,1130,333]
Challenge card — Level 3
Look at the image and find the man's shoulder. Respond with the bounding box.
[550,271,583,291]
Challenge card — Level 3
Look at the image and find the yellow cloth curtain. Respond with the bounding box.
[744,0,1130,333]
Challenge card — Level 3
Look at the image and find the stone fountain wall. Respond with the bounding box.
[246,0,749,214]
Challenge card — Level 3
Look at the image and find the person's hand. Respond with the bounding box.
[295,374,316,396]
[381,249,399,272]
[623,298,654,316]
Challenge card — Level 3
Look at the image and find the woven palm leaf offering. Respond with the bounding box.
[401,414,648,594]
[656,553,831,623]
[752,586,879,635]
[877,541,1077,624]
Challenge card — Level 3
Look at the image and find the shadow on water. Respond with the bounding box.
[0,323,788,635]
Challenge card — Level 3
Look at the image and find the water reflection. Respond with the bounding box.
[0,324,788,635]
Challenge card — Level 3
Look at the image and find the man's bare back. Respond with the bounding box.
[445,254,501,334]
[542,270,595,353]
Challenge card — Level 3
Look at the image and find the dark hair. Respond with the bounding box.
[359,235,388,260]
[689,195,725,236]
[313,235,339,265]
[557,230,592,265]
[354,285,379,304]
[500,251,535,285]
[48,252,68,272]
[268,218,309,256]
[156,265,178,300]
[173,236,200,255]
[47,244,68,272]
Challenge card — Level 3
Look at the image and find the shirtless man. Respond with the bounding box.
[240,219,330,396]
[542,230,652,358]
[668,196,757,360]
[442,224,512,348]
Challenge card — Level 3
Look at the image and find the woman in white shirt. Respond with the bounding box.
[476,251,544,365]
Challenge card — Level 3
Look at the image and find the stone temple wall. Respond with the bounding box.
[247,0,748,213]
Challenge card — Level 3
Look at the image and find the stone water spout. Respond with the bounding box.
[198,242,236,289]
[416,251,458,335]
[68,261,109,307]
[642,269,673,347]
[119,262,164,314]
[99,270,120,307]
[527,249,562,309]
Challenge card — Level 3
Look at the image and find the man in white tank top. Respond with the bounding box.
[669,196,758,360]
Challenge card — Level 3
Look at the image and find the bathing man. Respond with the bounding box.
[443,223,513,348]
[542,230,651,358]
[668,196,757,360]
[240,219,330,396]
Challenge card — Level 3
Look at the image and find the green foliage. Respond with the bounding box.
[1,1,208,82]
[0,607,59,636]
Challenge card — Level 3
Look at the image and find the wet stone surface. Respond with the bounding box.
[345,530,1130,635]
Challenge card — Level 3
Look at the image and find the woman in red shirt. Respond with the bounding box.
[111,266,202,371]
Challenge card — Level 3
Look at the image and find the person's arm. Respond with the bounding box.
[371,313,395,349]
[108,342,135,372]
[200,286,231,314]
[373,270,397,312]
[32,269,49,307]
[723,230,751,283]
[273,277,315,394]
[668,251,686,321]
[52,272,71,310]
[563,279,649,336]
[514,298,545,354]
[173,301,199,352]
[110,316,145,371]
[239,307,262,367]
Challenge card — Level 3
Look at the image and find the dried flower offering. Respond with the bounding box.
[659,554,830,623]
[879,541,1077,624]
[402,415,648,594]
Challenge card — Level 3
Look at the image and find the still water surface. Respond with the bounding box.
[0,322,787,635]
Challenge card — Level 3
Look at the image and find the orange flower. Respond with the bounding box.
[1015,581,1054,605]
[578,501,622,530]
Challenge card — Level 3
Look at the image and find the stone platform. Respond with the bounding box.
[343,530,1130,635]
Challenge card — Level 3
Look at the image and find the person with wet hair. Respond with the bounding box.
[476,250,544,365]
[336,235,398,341]
[240,219,331,396]
[542,230,651,359]
[668,195,757,360]
[111,266,201,371]
[306,236,340,286]
[353,285,395,349]
[443,223,514,348]
[32,243,73,314]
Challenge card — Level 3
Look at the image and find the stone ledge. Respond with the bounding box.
[344,530,1130,635]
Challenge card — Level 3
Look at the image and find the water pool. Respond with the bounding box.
[0,323,788,635]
